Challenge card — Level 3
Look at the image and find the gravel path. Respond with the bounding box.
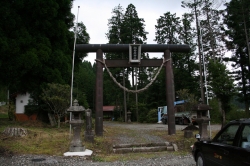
[0,122,221,166]
[0,154,196,166]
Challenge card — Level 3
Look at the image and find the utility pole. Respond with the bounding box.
[123,68,127,122]
[70,6,80,134]
[194,0,205,102]
[135,68,138,122]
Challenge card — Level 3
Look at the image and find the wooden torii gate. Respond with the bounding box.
[76,44,190,136]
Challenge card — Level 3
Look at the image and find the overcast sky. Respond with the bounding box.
[71,0,192,64]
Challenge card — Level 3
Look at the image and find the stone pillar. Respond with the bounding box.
[127,111,131,123]
[85,109,94,142]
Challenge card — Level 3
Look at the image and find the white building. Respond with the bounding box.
[15,93,30,114]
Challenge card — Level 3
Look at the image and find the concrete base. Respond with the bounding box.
[63,149,93,157]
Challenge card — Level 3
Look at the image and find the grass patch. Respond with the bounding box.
[0,105,8,118]
[0,119,220,162]
[0,113,8,118]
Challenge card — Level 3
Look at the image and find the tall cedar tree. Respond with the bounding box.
[224,0,250,112]
[119,4,148,122]
[181,0,227,104]
[155,11,199,98]
[0,0,75,97]
[199,0,226,61]
[181,0,206,102]
[105,4,148,121]
[104,4,126,107]
[120,4,148,87]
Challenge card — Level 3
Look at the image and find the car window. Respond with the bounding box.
[214,124,240,146]
[240,125,250,148]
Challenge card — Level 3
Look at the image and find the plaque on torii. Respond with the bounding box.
[129,44,141,63]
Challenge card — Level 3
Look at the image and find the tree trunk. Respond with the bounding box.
[218,100,225,129]
[58,116,60,128]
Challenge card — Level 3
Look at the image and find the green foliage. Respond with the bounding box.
[0,0,75,95]
[41,83,70,128]
[6,102,15,121]
[207,60,235,113]
[132,103,148,123]
[24,105,39,116]
[209,98,222,123]
[176,89,198,112]
[146,109,158,123]
[0,105,8,118]
[155,12,181,44]
[227,109,250,122]
[155,11,199,96]
[0,85,8,101]
[0,113,8,118]
[75,22,90,61]
[74,61,94,109]
[224,0,250,112]
[105,4,148,120]
[120,4,148,45]
[209,97,250,124]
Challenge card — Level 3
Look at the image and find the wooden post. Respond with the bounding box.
[95,49,103,136]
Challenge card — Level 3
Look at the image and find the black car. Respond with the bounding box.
[192,119,250,166]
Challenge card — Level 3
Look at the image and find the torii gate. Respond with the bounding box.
[76,44,190,136]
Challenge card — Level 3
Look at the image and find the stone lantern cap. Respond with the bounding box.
[67,99,85,112]
[192,99,211,112]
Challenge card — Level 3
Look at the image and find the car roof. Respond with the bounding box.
[229,118,250,124]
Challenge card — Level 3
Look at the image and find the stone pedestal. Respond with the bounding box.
[70,121,85,152]
[196,118,210,141]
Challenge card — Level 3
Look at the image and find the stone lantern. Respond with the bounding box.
[127,111,131,123]
[67,99,85,152]
[192,99,211,141]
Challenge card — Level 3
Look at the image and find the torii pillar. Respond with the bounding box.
[95,49,103,136]
[164,50,175,135]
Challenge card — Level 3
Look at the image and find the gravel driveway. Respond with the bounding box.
[104,121,222,131]
[0,122,221,166]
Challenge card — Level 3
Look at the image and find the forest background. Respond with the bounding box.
[0,0,249,125]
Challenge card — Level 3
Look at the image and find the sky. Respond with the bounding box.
[71,0,191,64]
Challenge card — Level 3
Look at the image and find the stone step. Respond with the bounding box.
[113,142,178,153]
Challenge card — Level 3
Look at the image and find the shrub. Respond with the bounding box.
[146,109,158,123]
[24,105,39,116]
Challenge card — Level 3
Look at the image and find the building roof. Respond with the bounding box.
[103,106,115,112]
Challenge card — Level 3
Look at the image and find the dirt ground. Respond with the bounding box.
[103,121,222,146]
